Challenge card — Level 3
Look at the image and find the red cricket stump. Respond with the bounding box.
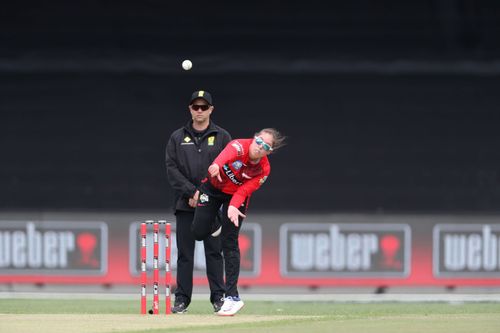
[164,222,172,314]
[140,222,147,315]
[152,222,160,315]
[140,220,172,315]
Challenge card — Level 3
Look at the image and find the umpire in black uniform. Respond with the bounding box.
[166,90,232,313]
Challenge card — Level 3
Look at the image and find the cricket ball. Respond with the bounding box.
[182,59,192,71]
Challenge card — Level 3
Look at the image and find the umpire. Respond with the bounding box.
[165,90,232,313]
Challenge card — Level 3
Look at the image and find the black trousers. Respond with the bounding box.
[174,210,225,305]
[191,188,247,297]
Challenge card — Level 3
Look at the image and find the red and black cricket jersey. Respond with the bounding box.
[209,138,271,208]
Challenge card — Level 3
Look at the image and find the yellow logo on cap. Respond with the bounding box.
[198,91,205,97]
[208,136,215,146]
[184,136,191,143]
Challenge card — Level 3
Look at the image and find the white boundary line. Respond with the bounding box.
[2,292,500,302]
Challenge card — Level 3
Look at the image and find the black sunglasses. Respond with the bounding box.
[190,104,210,111]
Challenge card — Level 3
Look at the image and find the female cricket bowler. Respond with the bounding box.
[191,128,285,316]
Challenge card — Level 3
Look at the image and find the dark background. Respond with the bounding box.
[1,0,499,213]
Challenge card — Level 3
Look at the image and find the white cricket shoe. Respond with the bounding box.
[217,296,244,316]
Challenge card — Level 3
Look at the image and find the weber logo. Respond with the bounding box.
[433,224,500,277]
[130,222,261,277]
[0,221,107,275]
[280,223,411,277]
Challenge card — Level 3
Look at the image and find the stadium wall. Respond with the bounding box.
[1,212,499,288]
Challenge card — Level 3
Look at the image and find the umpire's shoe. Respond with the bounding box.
[171,300,188,314]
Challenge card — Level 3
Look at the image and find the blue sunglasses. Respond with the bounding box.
[254,136,273,152]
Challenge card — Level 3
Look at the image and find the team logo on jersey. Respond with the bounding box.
[223,164,243,185]
[181,136,194,145]
[232,160,243,170]
[199,194,209,203]
[231,141,244,156]
[208,136,215,146]
[259,176,268,185]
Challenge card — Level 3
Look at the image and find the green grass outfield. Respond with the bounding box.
[1,298,499,333]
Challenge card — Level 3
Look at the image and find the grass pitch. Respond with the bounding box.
[0,297,499,333]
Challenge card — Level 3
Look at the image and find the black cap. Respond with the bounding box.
[190,90,213,105]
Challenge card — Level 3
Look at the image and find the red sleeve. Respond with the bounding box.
[213,140,244,167]
[230,160,271,208]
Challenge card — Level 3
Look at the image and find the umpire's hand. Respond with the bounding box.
[188,190,199,208]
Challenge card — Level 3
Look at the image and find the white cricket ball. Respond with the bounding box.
[182,59,192,71]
